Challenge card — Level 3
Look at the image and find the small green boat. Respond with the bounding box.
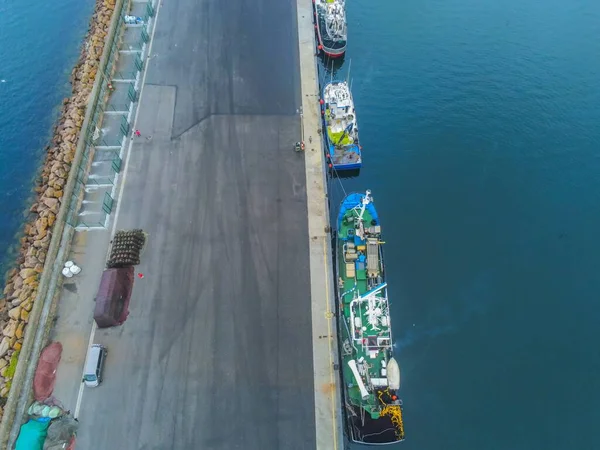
[335,190,405,444]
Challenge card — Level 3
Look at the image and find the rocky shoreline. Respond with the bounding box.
[0,0,117,419]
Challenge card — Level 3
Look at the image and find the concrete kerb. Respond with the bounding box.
[0,0,126,446]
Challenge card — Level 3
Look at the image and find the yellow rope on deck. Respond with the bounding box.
[378,389,405,440]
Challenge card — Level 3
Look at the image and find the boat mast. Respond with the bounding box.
[357,189,372,222]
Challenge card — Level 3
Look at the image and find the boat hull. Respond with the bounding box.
[326,143,361,170]
[346,404,404,445]
[323,47,346,59]
[318,34,346,58]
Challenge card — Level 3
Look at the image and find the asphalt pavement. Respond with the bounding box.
[73,0,316,447]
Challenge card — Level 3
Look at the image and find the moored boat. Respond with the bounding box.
[322,81,361,171]
[314,0,347,58]
[335,190,405,444]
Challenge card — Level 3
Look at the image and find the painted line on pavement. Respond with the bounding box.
[73,320,96,419]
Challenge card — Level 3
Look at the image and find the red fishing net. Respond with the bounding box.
[33,342,62,402]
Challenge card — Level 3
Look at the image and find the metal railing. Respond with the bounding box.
[66,0,156,229]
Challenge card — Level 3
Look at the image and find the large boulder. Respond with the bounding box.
[3,320,18,338]
[19,268,36,280]
[8,307,20,321]
[0,337,10,359]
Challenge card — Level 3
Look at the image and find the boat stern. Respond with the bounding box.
[333,160,362,171]
[329,144,362,171]
[322,43,347,59]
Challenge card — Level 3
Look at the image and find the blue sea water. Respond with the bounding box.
[0,0,94,274]
[323,0,600,448]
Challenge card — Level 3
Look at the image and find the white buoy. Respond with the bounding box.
[64,261,74,268]
[69,264,81,275]
[387,357,401,390]
[62,267,73,278]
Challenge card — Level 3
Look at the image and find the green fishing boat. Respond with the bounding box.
[335,190,405,444]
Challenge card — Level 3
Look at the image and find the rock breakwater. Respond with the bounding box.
[0,0,117,419]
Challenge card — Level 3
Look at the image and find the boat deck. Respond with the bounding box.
[339,209,390,413]
[329,145,361,169]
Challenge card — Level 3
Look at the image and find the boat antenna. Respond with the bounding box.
[357,189,372,221]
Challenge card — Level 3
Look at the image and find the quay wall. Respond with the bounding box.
[0,0,118,435]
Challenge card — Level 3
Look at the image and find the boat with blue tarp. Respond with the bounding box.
[335,190,405,444]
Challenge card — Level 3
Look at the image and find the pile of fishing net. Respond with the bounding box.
[27,401,64,419]
[19,405,77,449]
[15,418,51,450]
[43,416,78,450]
[33,342,63,402]
[107,229,147,268]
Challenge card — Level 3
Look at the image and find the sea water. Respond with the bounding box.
[0,0,94,274]
[322,0,600,448]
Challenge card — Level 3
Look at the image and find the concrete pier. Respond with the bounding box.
[23,0,342,448]
[296,0,344,448]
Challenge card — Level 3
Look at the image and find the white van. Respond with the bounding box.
[83,344,107,387]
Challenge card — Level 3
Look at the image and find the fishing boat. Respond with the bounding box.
[314,0,347,58]
[322,80,361,171]
[335,190,405,445]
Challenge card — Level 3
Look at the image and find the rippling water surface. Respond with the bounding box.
[322,0,600,448]
[0,0,94,273]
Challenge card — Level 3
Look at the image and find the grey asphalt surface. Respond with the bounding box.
[75,0,316,448]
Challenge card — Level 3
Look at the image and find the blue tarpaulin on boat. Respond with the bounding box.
[337,193,379,229]
[15,418,50,450]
